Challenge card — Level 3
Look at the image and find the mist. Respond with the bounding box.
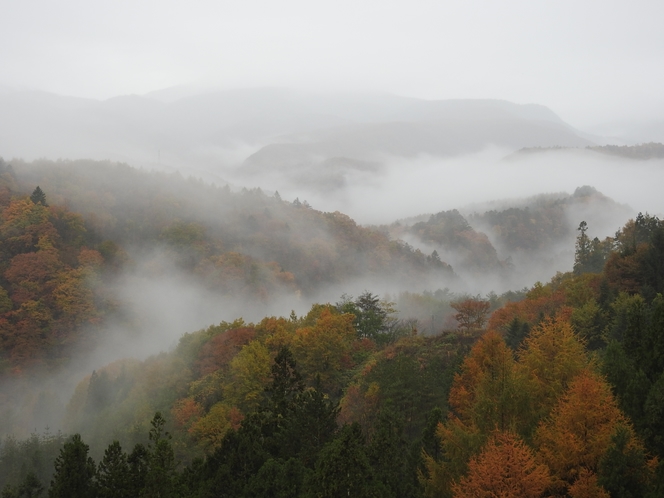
[0,83,662,444]
[233,146,662,226]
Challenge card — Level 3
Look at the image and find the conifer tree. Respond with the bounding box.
[141,413,179,498]
[97,441,130,498]
[29,187,47,206]
[48,434,96,498]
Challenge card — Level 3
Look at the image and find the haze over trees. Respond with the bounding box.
[0,87,663,497]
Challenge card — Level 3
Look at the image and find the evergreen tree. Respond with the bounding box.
[48,434,96,498]
[244,458,309,498]
[420,407,444,463]
[126,444,149,497]
[17,472,44,498]
[309,423,385,498]
[97,441,130,498]
[277,380,339,467]
[29,187,47,206]
[367,411,419,497]
[598,424,653,498]
[141,413,179,498]
[505,317,530,350]
[265,346,304,418]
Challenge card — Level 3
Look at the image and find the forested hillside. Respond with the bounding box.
[386,185,631,289]
[8,158,454,297]
[1,204,664,496]
[0,156,660,498]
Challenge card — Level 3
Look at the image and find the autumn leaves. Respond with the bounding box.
[422,319,654,497]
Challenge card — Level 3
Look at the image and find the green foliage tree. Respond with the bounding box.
[367,411,419,497]
[29,187,47,207]
[598,423,654,498]
[97,441,130,498]
[126,444,149,497]
[574,221,610,274]
[309,423,384,498]
[48,434,96,498]
[141,413,179,498]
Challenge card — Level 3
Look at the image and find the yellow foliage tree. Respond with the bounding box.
[224,340,271,412]
[517,316,589,436]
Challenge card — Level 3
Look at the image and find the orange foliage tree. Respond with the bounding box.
[450,298,491,332]
[452,431,550,498]
[534,369,631,494]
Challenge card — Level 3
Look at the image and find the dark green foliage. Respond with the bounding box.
[197,419,270,497]
[505,317,530,350]
[420,407,444,463]
[276,382,339,467]
[2,472,44,498]
[643,373,664,456]
[602,293,664,458]
[367,411,420,497]
[0,432,66,494]
[97,441,130,498]
[598,424,653,498]
[360,336,460,442]
[266,347,304,417]
[29,187,47,206]
[337,292,391,343]
[309,424,384,498]
[574,221,610,274]
[48,434,96,498]
[642,225,664,296]
[615,212,661,256]
[126,444,149,497]
[244,458,309,498]
[142,413,179,498]
[17,473,44,498]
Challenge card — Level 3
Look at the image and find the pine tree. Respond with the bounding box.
[97,441,130,498]
[29,187,47,206]
[309,424,385,497]
[48,434,96,498]
[141,413,179,498]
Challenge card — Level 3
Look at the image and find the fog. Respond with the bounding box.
[236,147,663,226]
[1,6,664,437]
[2,1,664,131]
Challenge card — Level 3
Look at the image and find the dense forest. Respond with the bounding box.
[0,157,663,496]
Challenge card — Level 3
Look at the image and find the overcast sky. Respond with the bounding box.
[2,0,663,128]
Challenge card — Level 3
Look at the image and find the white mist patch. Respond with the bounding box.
[236,147,663,225]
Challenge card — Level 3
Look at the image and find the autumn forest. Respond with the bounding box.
[0,151,662,498]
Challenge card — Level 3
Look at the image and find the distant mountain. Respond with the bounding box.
[386,186,633,291]
[508,142,664,160]
[0,88,592,178]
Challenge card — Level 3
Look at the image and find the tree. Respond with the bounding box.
[141,412,179,498]
[574,221,592,275]
[265,346,304,417]
[29,187,47,207]
[452,432,550,498]
[224,340,272,412]
[336,292,394,343]
[48,434,96,498]
[450,299,490,333]
[367,411,419,497]
[535,370,631,494]
[291,308,355,392]
[17,472,44,498]
[517,317,589,435]
[598,423,654,498]
[97,441,130,498]
[309,424,384,497]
